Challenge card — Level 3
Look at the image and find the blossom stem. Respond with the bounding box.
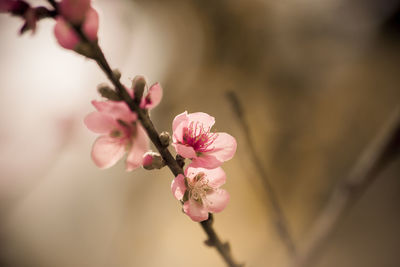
[91,43,242,266]
[45,1,241,264]
[227,91,296,256]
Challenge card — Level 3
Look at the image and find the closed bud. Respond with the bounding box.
[131,75,146,103]
[97,83,121,101]
[142,151,165,170]
[159,131,171,147]
[113,69,121,80]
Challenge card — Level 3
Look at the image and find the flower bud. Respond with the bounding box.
[97,83,121,101]
[159,131,171,147]
[54,17,80,50]
[131,75,146,103]
[142,151,165,170]
[113,69,121,80]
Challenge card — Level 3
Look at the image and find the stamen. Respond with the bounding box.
[182,122,218,152]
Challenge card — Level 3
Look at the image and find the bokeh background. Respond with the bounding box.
[1,0,400,266]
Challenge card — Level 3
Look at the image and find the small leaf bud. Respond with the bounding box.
[97,83,121,101]
[132,75,146,104]
[112,69,121,80]
[159,131,171,147]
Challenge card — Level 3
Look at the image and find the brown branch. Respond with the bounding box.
[292,108,400,267]
[42,1,242,264]
[226,91,296,257]
[92,45,242,267]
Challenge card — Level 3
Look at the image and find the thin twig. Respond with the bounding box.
[93,45,242,267]
[226,91,296,257]
[292,108,400,267]
[44,1,241,265]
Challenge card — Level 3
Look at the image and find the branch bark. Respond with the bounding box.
[45,1,241,265]
[227,91,296,257]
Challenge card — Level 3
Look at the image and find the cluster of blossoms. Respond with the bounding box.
[85,79,237,222]
[170,111,236,221]
[1,0,237,223]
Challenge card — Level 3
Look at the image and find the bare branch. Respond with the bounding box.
[292,107,400,267]
[227,91,296,257]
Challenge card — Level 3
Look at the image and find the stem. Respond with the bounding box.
[43,2,242,264]
[292,108,400,267]
[92,44,241,267]
[227,91,296,256]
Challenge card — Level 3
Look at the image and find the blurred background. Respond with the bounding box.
[0,0,400,266]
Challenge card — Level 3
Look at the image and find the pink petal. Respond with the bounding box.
[187,112,215,129]
[54,17,80,50]
[84,111,116,134]
[91,100,137,122]
[82,7,98,41]
[172,111,188,142]
[173,143,196,159]
[190,154,222,169]
[185,166,226,188]
[91,136,125,169]
[171,174,186,201]
[142,152,153,168]
[183,199,209,222]
[125,125,149,171]
[206,132,237,162]
[59,0,91,25]
[206,189,230,213]
[140,82,163,109]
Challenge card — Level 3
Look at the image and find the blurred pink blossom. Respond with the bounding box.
[59,0,91,25]
[54,5,98,50]
[54,17,80,49]
[171,165,230,222]
[172,111,237,169]
[84,99,149,171]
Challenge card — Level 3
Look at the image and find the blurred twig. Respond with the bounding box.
[226,91,296,257]
[292,107,400,267]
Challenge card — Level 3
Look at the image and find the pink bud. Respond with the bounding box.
[82,7,98,41]
[142,151,165,170]
[54,17,80,50]
[59,0,91,25]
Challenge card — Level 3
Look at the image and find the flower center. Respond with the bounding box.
[109,119,138,146]
[182,121,218,152]
[188,172,212,203]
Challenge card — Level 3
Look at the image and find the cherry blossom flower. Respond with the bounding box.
[171,165,230,222]
[172,111,237,169]
[85,78,163,170]
[84,99,149,171]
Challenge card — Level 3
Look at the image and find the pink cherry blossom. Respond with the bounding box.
[171,165,230,222]
[172,111,237,169]
[84,100,149,171]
